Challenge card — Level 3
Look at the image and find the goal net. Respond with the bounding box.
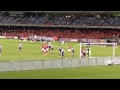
[80,43,117,59]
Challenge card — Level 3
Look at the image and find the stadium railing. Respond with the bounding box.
[0,56,120,72]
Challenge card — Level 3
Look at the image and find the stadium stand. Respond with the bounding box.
[0,11,120,44]
[0,11,120,26]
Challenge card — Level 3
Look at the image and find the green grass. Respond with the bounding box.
[0,65,120,79]
[0,39,80,61]
[0,38,120,62]
[0,38,120,79]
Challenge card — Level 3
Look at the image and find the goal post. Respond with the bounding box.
[80,43,117,59]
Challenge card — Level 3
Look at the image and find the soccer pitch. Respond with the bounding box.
[0,38,120,79]
[0,39,120,62]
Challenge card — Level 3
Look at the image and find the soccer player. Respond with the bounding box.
[115,42,118,48]
[45,43,49,53]
[86,45,91,57]
[71,47,74,58]
[50,45,53,54]
[61,47,65,59]
[67,45,71,53]
[18,43,23,52]
[48,42,51,51]
[81,47,86,58]
[43,44,47,55]
[41,43,44,54]
[0,44,2,55]
[58,45,62,56]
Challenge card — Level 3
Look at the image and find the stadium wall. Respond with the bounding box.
[0,57,120,72]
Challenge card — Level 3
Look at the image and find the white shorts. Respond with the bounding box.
[68,49,71,52]
[42,48,44,51]
[43,49,46,53]
[46,48,49,51]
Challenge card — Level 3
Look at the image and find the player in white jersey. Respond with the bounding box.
[18,43,23,52]
[58,45,62,56]
[115,43,118,48]
[50,45,53,54]
[48,42,51,51]
[71,47,74,58]
[0,44,2,55]
[61,47,65,59]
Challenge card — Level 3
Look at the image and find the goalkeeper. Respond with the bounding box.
[86,46,91,57]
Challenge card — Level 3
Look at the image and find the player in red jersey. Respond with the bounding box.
[67,45,71,53]
[43,44,46,55]
[41,44,44,54]
[45,43,49,53]
[81,47,86,58]
[81,47,84,58]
